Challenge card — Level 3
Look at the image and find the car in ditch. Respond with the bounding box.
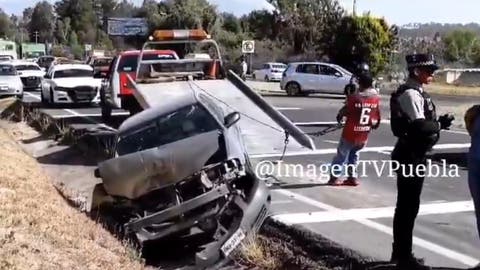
[93,87,270,268]
[11,60,45,90]
[0,62,23,99]
[40,64,101,105]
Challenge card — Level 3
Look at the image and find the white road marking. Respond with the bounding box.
[444,129,470,135]
[271,200,294,205]
[51,112,129,119]
[251,143,471,158]
[24,92,117,131]
[275,107,302,111]
[274,189,479,267]
[273,200,474,224]
[295,120,390,126]
[323,140,339,144]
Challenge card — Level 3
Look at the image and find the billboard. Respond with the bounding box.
[107,17,148,36]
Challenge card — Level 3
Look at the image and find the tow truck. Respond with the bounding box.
[93,29,316,268]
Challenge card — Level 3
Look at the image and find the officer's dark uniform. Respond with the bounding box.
[390,54,454,269]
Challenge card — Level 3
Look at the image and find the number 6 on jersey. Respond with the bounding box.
[360,107,371,125]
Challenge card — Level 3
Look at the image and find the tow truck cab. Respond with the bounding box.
[100,49,179,120]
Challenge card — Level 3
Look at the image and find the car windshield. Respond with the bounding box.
[0,64,16,75]
[118,53,176,72]
[94,58,112,67]
[54,69,93,78]
[15,64,41,71]
[333,65,352,76]
[116,104,219,156]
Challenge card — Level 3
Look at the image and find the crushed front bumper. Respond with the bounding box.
[122,160,271,268]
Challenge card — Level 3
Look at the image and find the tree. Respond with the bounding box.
[267,0,345,54]
[156,0,218,32]
[55,0,97,44]
[28,1,55,43]
[328,14,396,76]
[221,13,241,34]
[443,29,480,66]
[0,9,13,39]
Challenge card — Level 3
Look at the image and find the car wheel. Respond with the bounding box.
[286,82,301,96]
[264,75,269,82]
[17,93,23,100]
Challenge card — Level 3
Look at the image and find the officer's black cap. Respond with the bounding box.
[406,54,439,71]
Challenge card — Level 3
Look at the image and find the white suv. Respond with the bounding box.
[280,62,353,96]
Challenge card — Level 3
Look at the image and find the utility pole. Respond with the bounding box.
[353,0,357,16]
[33,31,39,44]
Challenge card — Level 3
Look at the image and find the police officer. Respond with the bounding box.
[389,53,454,269]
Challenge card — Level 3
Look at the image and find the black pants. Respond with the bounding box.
[392,161,426,259]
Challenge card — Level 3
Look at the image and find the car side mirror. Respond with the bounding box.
[224,112,241,128]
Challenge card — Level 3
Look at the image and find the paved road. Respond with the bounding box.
[258,94,479,269]
[21,85,480,269]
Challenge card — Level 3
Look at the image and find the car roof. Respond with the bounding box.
[118,88,199,135]
[119,49,178,56]
[52,64,93,71]
[11,60,40,66]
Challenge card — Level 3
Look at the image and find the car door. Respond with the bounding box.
[319,65,345,94]
[299,64,320,91]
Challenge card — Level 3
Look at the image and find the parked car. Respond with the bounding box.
[93,89,270,268]
[40,64,101,105]
[11,60,45,90]
[0,63,23,99]
[280,62,353,96]
[253,62,287,82]
[99,49,180,121]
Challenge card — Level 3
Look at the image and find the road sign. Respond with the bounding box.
[242,40,255,54]
[85,44,92,51]
[107,18,148,36]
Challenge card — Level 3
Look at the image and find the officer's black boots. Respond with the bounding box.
[390,244,431,270]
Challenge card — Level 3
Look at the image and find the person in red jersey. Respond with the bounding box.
[328,71,381,186]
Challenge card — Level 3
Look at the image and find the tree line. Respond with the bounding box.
[0,0,401,76]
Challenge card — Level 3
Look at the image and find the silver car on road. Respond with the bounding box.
[0,63,24,99]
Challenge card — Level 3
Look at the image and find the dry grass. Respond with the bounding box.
[234,234,280,270]
[426,82,480,97]
[0,127,146,270]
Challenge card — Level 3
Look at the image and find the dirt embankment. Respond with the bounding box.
[0,127,146,270]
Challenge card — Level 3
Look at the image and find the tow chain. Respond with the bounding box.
[306,123,344,137]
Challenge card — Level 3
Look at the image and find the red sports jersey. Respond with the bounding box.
[341,90,381,145]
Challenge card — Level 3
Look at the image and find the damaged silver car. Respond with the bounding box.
[93,88,270,268]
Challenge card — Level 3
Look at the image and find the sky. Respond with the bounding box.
[0,0,479,26]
